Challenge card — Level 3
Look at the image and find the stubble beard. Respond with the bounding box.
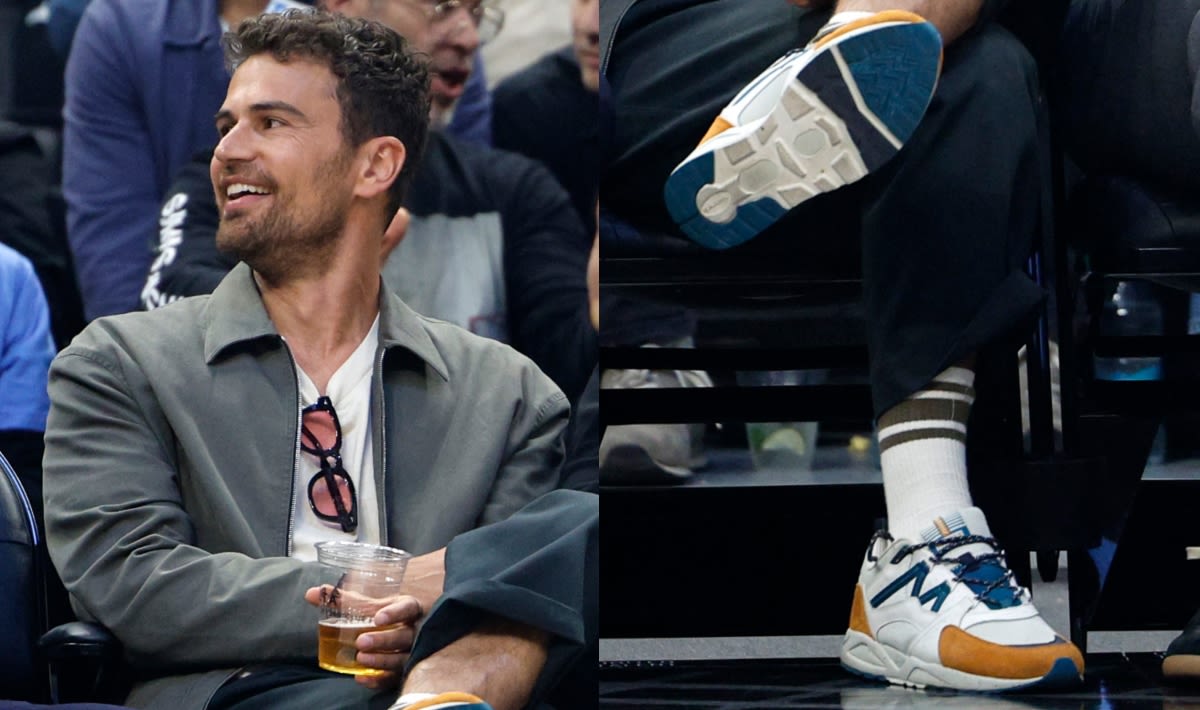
[216,154,354,282]
[217,198,348,283]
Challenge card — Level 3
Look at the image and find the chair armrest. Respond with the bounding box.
[39,620,122,661]
[38,621,130,704]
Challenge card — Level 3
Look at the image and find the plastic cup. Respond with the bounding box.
[314,541,411,676]
[736,370,822,471]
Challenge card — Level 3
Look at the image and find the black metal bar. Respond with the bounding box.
[600,384,875,425]
[599,345,868,371]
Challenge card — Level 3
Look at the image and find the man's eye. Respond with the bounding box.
[216,123,232,137]
[265,117,285,129]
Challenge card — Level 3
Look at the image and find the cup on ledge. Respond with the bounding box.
[736,369,823,472]
[315,541,412,676]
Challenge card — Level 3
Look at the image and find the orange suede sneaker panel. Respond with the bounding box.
[938,626,1084,679]
[698,116,734,146]
[848,584,873,638]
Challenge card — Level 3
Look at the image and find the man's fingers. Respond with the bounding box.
[374,595,423,627]
[357,623,416,653]
[356,651,408,671]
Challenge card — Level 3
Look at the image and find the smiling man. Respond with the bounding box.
[141,0,597,408]
[44,10,595,710]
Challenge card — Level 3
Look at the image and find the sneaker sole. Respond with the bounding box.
[664,20,941,250]
[840,630,1083,692]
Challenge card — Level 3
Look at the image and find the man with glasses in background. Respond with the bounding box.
[142,0,598,409]
[44,10,596,710]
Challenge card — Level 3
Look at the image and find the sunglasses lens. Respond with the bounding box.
[302,408,339,451]
[310,472,354,519]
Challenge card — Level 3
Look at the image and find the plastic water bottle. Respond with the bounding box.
[1092,280,1163,382]
[1094,281,1166,465]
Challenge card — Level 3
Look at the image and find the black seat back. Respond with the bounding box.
[0,448,47,701]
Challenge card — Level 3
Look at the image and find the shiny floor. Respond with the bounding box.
[599,654,1200,709]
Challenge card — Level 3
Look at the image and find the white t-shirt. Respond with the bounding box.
[289,316,382,562]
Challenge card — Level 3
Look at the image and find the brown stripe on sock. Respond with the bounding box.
[926,381,977,399]
[878,427,967,453]
[877,396,972,430]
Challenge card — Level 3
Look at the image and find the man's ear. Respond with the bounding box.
[355,136,406,202]
[382,206,410,262]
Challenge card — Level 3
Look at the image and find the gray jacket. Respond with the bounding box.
[43,263,568,708]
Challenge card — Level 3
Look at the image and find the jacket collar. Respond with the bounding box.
[203,262,450,381]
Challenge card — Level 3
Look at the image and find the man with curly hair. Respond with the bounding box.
[43,10,595,710]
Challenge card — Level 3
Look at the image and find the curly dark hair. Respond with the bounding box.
[224,9,430,215]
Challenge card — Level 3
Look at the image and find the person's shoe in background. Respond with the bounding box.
[599,367,713,484]
[664,10,942,250]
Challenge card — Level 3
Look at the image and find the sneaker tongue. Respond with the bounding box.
[918,507,1020,609]
[918,506,992,543]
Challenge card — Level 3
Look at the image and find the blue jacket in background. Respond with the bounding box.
[62,0,232,320]
[0,243,55,431]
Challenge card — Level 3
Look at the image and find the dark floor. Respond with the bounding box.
[599,654,1200,709]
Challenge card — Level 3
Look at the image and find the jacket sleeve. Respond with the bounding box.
[497,154,597,408]
[62,0,163,320]
[478,355,570,527]
[42,336,339,671]
[558,366,598,494]
[142,149,235,310]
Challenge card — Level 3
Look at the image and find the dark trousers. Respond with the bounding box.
[601,0,1048,418]
[209,490,598,710]
[1058,0,1200,193]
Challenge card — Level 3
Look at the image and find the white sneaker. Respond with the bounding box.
[599,368,712,484]
[664,10,942,250]
[840,507,1084,691]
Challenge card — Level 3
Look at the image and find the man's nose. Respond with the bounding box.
[213,123,252,164]
[442,7,481,52]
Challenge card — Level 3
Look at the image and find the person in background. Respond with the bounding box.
[59,0,312,321]
[492,0,598,234]
[0,240,54,505]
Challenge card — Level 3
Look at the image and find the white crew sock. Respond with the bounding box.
[877,366,976,541]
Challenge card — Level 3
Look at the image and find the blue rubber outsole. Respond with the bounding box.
[663,21,941,251]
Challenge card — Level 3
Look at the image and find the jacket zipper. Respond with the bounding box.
[374,346,388,545]
[284,341,300,557]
